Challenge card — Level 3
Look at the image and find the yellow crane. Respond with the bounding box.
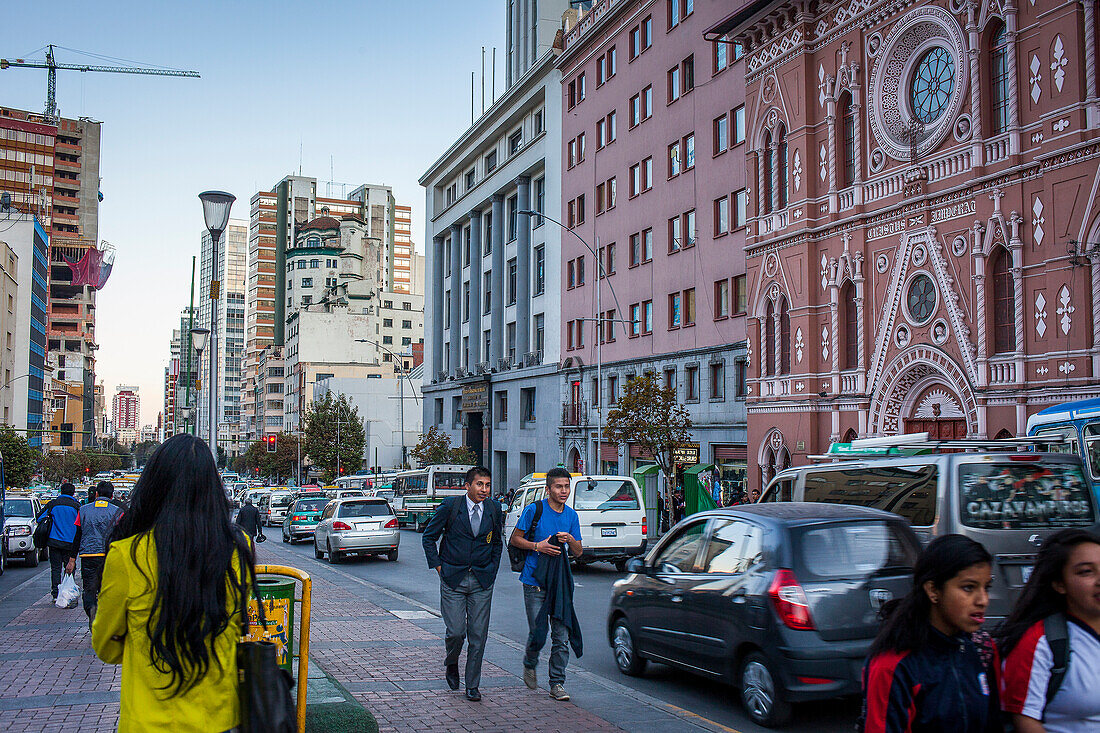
[0,44,199,122]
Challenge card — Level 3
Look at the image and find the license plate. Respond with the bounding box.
[355,522,380,531]
[1021,565,1033,584]
[601,527,618,537]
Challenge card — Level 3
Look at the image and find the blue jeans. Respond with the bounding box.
[522,583,569,685]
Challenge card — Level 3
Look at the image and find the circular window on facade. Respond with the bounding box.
[910,47,955,124]
[906,273,937,323]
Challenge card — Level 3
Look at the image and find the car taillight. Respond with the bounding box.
[384,518,398,529]
[641,517,647,536]
[332,521,352,531]
[291,515,305,521]
[769,569,815,630]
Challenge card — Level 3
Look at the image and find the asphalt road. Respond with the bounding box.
[275,527,861,732]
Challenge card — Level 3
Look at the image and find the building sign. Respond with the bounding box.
[931,199,976,224]
[460,383,488,412]
[672,444,700,465]
[867,218,906,241]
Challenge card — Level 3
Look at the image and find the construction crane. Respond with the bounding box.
[0,44,199,122]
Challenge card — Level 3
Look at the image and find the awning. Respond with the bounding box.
[714,445,748,461]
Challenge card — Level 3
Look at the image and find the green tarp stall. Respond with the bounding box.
[633,463,660,538]
[683,463,720,516]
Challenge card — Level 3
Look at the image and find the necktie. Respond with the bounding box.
[470,504,481,535]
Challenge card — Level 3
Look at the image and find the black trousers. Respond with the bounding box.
[48,547,72,598]
[80,555,106,620]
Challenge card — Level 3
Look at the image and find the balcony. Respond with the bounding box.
[840,370,862,393]
[837,189,855,212]
[758,210,789,236]
[562,401,588,427]
[988,358,1017,385]
[984,135,1010,165]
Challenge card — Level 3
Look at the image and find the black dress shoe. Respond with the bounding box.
[465,688,481,701]
[446,665,460,691]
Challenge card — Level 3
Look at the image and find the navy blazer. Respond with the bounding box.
[422,495,504,590]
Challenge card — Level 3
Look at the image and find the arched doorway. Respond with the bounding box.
[568,447,582,473]
[870,346,978,437]
[905,385,968,438]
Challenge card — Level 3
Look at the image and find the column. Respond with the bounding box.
[1084,0,1100,125]
[1009,213,1025,383]
[1090,248,1100,376]
[753,149,766,220]
[828,281,840,393]
[854,277,867,391]
[449,223,463,375]
[432,235,445,379]
[516,176,532,358]
[973,225,989,387]
[851,84,865,205]
[468,209,483,367]
[824,90,837,194]
[1005,1,1022,141]
[491,195,505,363]
[967,7,984,162]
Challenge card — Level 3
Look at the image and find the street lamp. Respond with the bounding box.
[199,191,235,463]
[355,338,420,469]
[190,327,210,447]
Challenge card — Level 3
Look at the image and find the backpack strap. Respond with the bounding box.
[1043,612,1070,717]
[525,499,544,546]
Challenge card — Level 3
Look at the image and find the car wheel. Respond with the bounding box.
[314,540,324,559]
[326,541,339,564]
[740,651,791,728]
[281,528,289,543]
[24,549,39,567]
[387,549,399,562]
[611,618,646,676]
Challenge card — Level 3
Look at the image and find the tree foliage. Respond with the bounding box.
[37,449,127,483]
[410,425,476,467]
[239,433,300,481]
[604,373,694,523]
[132,440,160,467]
[0,426,38,487]
[304,392,366,482]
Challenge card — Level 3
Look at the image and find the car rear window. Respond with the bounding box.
[295,499,329,513]
[795,521,918,581]
[338,502,392,518]
[572,479,641,511]
[803,465,938,526]
[270,494,293,508]
[958,461,1095,529]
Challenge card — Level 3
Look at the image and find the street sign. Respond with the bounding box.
[210,280,220,300]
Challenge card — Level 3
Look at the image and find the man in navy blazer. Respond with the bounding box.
[422,466,503,701]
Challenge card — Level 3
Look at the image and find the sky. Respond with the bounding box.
[1,0,507,425]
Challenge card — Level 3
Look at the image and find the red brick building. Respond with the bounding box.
[707,0,1100,488]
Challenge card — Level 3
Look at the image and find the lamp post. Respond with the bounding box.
[198,191,235,462]
[517,209,607,473]
[190,326,210,451]
[355,338,420,469]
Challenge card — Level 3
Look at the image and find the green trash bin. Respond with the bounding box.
[247,576,296,673]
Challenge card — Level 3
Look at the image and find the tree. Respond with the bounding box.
[0,426,38,487]
[603,372,694,530]
[240,433,299,482]
[132,440,160,467]
[304,393,366,482]
[410,425,477,467]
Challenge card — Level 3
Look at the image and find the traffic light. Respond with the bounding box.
[266,434,277,453]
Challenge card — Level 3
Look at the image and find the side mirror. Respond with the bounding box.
[625,557,646,574]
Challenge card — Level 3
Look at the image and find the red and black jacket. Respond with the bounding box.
[862,627,1003,733]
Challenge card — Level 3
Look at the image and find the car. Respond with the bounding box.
[607,503,920,728]
[282,495,331,544]
[314,498,399,563]
[3,495,47,567]
[259,489,294,527]
[330,489,366,500]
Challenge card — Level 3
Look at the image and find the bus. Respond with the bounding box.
[333,473,398,492]
[390,465,474,530]
[1027,397,1100,497]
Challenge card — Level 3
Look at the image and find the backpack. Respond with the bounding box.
[508,500,544,572]
[33,506,53,549]
[1042,613,1070,718]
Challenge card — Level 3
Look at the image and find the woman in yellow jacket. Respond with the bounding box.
[92,434,256,732]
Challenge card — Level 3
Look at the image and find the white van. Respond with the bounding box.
[504,474,647,571]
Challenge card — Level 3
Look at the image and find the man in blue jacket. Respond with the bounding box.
[37,483,81,600]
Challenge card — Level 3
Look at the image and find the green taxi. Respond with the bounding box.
[281,493,332,544]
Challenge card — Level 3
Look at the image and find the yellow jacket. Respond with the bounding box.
[91,533,242,732]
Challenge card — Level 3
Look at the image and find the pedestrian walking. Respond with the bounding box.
[235,495,264,542]
[422,466,503,702]
[91,433,257,732]
[66,481,124,625]
[999,528,1100,732]
[860,534,1002,732]
[37,482,81,600]
[508,467,583,701]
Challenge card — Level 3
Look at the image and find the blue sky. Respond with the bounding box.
[1,0,506,424]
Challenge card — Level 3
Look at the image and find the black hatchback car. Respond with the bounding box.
[607,503,920,727]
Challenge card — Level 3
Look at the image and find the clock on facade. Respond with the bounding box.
[907,273,937,323]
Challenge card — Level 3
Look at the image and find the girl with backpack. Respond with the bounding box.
[861,534,1003,732]
[999,528,1100,732]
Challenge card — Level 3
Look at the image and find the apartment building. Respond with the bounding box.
[112,385,139,446]
[0,242,18,426]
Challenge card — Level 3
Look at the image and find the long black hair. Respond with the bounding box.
[998,528,1100,657]
[869,534,992,657]
[109,433,255,695]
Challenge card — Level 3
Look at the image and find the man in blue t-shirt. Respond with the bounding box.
[509,467,582,701]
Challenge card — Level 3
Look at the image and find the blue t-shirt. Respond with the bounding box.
[516,499,582,587]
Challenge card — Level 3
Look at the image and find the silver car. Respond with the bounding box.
[3,496,47,568]
[314,498,399,563]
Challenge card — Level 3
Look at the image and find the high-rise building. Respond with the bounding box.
[0,241,19,428]
[112,385,139,445]
[421,0,570,487]
[169,307,200,436]
[393,204,415,293]
[196,220,247,456]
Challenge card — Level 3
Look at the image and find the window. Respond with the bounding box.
[777,125,789,208]
[483,272,492,314]
[383,317,394,327]
[508,129,523,154]
[508,258,517,304]
[714,41,728,74]
[642,156,653,190]
[485,150,497,173]
[507,195,518,240]
[402,319,413,329]
[643,16,652,49]
[597,54,607,86]
[629,232,641,266]
[643,85,653,120]
[568,78,577,108]
[990,23,1010,135]
[496,390,508,423]
[606,111,617,143]
[733,188,748,229]
[629,26,641,60]
[630,93,641,127]
[577,132,586,162]
[780,298,791,374]
[715,196,729,235]
[710,362,725,399]
[669,292,682,328]
[534,177,545,226]
[843,281,858,369]
[684,288,696,326]
[596,118,606,149]
[668,215,681,252]
[629,163,641,196]
[686,365,699,400]
[683,55,694,93]
[462,226,471,267]
[715,279,730,319]
[733,105,746,145]
[668,141,681,177]
[604,308,616,341]
[507,322,516,361]
[765,301,775,376]
[444,292,451,327]
[534,245,545,295]
[841,94,856,187]
[608,374,618,402]
[643,300,653,334]
[596,181,605,214]
[607,47,617,77]
[568,137,578,167]
[534,108,545,134]
[301,295,312,305]
[576,255,585,285]
[732,275,747,315]
[653,521,706,573]
[642,227,653,261]
[664,366,677,391]
[567,259,576,289]
[763,130,774,214]
[578,72,586,102]
[605,242,616,275]
[484,211,493,254]
[714,114,728,155]
[462,282,470,322]
[310,259,320,268]
[735,360,748,397]
[534,313,545,354]
[668,65,681,103]
[435,398,444,426]
[629,304,641,336]
[684,209,695,247]
[301,277,313,288]
[576,194,585,224]
[521,387,536,424]
[465,168,476,190]
[668,0,680,29]
[992,246,1016,353]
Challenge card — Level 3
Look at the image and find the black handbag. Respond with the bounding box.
[33,509,52,549]
[237,559,296,733]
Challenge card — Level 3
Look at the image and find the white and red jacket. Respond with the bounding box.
[1001,616,1100,732]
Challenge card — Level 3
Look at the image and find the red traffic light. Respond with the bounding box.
[266,435,277,453]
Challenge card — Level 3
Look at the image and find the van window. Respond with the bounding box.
[1084,423,1100,479]
[803,465,938,526]
[762,477,793,502]
[795,521,918,581]
[270,494,293,508]
[958,461,1095,529]
[1036,426,1079,455]
[572,479,640,510]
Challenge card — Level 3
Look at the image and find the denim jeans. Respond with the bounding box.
[48,547,72,598]
[522,583,569,685]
